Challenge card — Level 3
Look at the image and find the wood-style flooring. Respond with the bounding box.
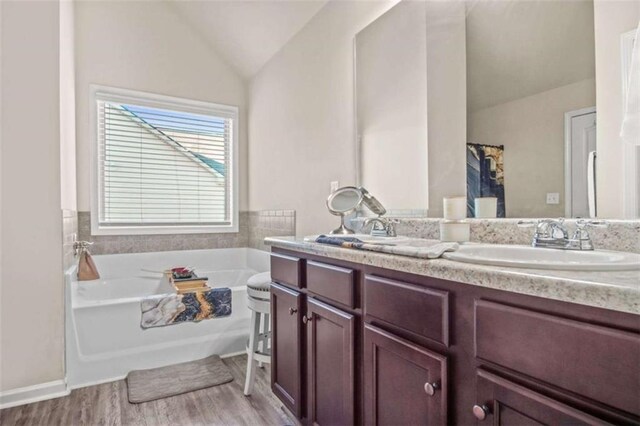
[0,355,293,426]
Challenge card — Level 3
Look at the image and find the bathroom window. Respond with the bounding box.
[90,85,238,235]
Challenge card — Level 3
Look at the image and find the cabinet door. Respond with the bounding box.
[364,324,448,425]
[306,297,355,426]
[473,369,609,425]
[271,282,304,418]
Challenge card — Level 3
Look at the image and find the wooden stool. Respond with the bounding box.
[244,272,271,396]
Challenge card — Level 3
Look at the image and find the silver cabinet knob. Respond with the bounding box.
[302,315,313,324]
[289,307,298,315]
[424,381,439,396]
[472,404,490,420]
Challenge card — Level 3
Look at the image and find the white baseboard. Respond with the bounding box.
[67,375,126,391]
[0,380,70,410]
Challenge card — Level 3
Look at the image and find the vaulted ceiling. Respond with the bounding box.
[169,0,328,79]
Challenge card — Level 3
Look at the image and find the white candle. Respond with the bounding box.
[474,197,498,218]
[440,220,470,242]
[443,196,467,220]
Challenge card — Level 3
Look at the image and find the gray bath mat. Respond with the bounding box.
[126,355,233,403]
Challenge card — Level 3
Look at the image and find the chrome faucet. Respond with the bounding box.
[362,217,398,237]
[517,219,607,250]
[73,240,94,257]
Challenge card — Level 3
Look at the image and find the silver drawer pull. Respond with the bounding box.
[424,381,439,396]
[472,404,490,420]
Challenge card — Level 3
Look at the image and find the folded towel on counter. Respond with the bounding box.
[315,235,458,259]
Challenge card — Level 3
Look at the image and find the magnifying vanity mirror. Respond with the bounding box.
[355,0,640,220]
[327,186,389,234]
[326,186,364,234]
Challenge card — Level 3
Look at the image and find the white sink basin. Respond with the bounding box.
[304,234,412,245]
[443,244,640,271]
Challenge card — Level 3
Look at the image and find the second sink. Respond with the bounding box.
[443,244,640,271]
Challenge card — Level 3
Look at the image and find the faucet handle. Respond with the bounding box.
[517,219,552,237]
[573,219,607,238]
[386,218,398,237]
[571,220,607,250]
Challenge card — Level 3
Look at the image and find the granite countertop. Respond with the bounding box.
[265,236,640,315]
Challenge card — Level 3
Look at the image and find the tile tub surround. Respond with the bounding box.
[248,210,296,251]
[62,210,78,270]
[78,211,250,255]
[77,210,296,254]
[265,236,640,315]
[352,217,640,253]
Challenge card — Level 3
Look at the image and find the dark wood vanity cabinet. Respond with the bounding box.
[271,257,358,425]
[474,299,640,418]
[364,324,447,425]
[271,282,304,417]
[270,248,640,426]
[306,298,356,425]
[474,369,608,425]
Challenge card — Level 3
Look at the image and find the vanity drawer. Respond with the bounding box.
[475,300,640,415]
[364,275,449,347]
[270,253,303,289]
[306,261,355,308]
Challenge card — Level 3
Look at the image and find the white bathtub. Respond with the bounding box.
[65,248,269,389]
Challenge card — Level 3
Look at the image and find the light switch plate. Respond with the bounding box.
[330,181,340,192]
[546,192,560,204]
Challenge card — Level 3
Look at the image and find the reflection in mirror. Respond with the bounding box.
[466,0,595,218]
[356,0,638,219]
[356,1,429,216]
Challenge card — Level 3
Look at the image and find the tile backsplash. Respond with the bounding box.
[248,210,296,251]
[77,210,295,255]
[62,209,78,270]
[352,217,640,253]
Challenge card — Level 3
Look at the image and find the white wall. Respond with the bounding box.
[1,1,65,391]
[469,78,596,218]
[0,0,4,397]
[357,1,428,213]
[425,1,467,217]
[60,0,76,211]
[249,1,398,236]
[74,1,248,213]
[593,1,640,218]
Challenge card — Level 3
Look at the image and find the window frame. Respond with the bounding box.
[89,84,239,235]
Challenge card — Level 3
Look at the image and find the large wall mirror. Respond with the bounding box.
[355,0,640,219]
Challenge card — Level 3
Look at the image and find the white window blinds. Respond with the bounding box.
[93,89,237,233]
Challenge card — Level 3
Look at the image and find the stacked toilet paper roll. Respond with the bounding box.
[441,196,470,242]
